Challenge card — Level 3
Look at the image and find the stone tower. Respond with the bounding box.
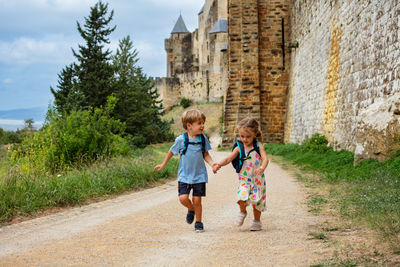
[165,15,195,77]
[222,0,290,146]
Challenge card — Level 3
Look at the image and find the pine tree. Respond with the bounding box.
[73,1,116,108]
[112,36,172,146]
[51,64,85,112]
[51,1,115,112]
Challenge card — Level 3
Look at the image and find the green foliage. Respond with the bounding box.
[50,3,173,148]
[180,97,192,108]
[10,96,129,175]
[51,1,115,111]
[265,135,400,250]
[0,144,178,223]
[301,133,330,153]
[112,36,173,147]
[0,127,32,145]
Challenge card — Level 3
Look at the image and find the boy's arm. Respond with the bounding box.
[154,150,174,171]
[203,151,215,167]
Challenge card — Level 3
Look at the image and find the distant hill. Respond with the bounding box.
[0,107,47,121]
[0,107,47,131]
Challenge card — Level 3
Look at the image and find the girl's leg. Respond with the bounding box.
[192,196,202,222]
[237,200,247,213]
[179,194,194,210]
[253,206,261,221]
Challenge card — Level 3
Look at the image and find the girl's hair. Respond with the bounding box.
[182,109,206,129]
[237,117,263,142]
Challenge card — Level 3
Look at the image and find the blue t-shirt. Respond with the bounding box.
[170,134,212,184]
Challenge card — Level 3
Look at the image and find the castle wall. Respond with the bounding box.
[155,77,180,108]
[222,0,290,146]
[159,0,228,109]
[286,0,400,160]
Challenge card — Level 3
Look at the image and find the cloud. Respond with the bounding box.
[0,0,97,12]
[0,119,43,131]
[147,0,202,9]
[0,35,77,66]
[2,78,12,84]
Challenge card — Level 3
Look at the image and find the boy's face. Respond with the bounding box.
[187,120,205,136]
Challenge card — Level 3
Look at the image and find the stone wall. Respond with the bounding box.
[222,0,290,146]
[286,0,400,160]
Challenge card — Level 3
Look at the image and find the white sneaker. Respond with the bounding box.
[235,212,247,226]
[250,220,262,231]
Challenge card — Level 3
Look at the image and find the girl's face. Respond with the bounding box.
[238,128,256,146]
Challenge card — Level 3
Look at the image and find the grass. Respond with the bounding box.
[0,143,178,224]
[265,142,400,252]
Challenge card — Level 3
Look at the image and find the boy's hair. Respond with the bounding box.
[237,117,263,142]
[182,109,206,130]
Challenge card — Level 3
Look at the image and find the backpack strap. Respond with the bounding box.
[253,139,260,156]
[181,133,206,155]
[199,134,206,152]
[181,132,189,155]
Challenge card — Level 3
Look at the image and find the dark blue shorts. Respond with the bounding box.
[178,182,206,197]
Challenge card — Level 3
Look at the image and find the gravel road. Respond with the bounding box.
[0,151,331,266]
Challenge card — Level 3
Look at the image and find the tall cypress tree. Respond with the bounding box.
[51,1,115,111]
[73,1,116,109]
[112,36,172,146]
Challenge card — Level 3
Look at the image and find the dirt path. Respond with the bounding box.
[0,151,332,266]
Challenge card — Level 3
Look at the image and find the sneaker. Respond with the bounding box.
[186,210,195,224]
[235,212,247,226]
[250,220,262,231]
[194,221,204,232]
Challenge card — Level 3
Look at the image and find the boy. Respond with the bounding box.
[154,109,218,232]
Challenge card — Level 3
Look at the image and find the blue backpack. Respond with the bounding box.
[181,132,206,155]
[231,139,260,173]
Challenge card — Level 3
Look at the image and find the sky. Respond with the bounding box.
[0,0,203,129]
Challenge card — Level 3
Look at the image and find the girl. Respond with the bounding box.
[216,118,269,231]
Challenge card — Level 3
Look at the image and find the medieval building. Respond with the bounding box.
[157,0,400,161]
[155,0,228,108]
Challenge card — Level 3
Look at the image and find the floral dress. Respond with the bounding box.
[237,149,267,212]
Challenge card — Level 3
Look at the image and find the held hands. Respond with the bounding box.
[254,167,265,176]
[212,162,222,174]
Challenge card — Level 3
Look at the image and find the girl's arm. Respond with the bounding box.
[154,150,174,171]
[218,147,240,167]
[255,143,269,175]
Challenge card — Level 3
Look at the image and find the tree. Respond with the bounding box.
[51,64,85,113]
[24,119,35,132]
[112,36,173,146]
[51,1,115,111]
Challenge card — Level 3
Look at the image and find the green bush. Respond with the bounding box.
[10,96,129,174]
[301,133,330,153]
[180,97,192,108]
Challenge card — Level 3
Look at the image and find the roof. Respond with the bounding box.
[198,4,205,15]
[171,15,190,34]
[209,19,228,34]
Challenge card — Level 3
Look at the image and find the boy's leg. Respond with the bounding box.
[192,196,202,222]
[179,194,194,210]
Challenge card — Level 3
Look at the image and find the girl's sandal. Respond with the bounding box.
[235,212,247,226]
[249,220,262,231]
